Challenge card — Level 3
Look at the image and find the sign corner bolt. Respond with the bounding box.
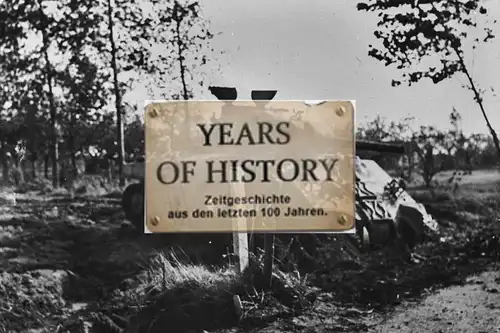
[337,214,348,226]
[148,106,159,118]
[150,216,160,226]
[336,106,345,117]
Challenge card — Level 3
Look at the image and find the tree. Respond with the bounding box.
[0,0,220,187]
[106,0,126,186]
[170,0,215,101]
[10,78,50,181]
[447,107,471,171]
[143,0,217,100]
[0,70,22,183]
[357,0,500,164]
[388,117,416,179]
[36,0,61,187]
[356,115,392,141]
[0,0,73,187]
[124,114,145,159]
[412,126,447,188]
[445,107,463,156]
[357,115,416,177]
[63,0,205,185]
[139,0,218,140]
[57,52,110,180]
[48,0,159,186]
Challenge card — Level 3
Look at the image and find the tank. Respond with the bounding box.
[121,139,438,251]
[121,89,438,251]
[353,141,438,251]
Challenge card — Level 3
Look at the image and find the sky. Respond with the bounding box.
[154,0,500,135]
[22,0,500,136]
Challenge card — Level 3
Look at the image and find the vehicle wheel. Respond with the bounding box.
[397,217,423,250]
[366,221,394,249]
[396,206,426,249]
[122,183,145,232]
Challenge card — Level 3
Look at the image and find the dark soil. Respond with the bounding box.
[0,185,499,333]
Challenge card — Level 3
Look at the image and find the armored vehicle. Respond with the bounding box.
[353,141,438,250]
[122,88,438,251]
[121,139,438,252]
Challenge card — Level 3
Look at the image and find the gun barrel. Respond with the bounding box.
[356,140,405,155]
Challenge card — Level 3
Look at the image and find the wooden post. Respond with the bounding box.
[263,233,275,288]
[208,86,278,275]
[208,86,244,273]
[250,90,278,288]
[231,168,249,274]
[233,229,249,273]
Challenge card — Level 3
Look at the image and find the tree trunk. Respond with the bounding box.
[107,0,126,187]
[25,102,38,182]
[44,154,49,179]
[175,6,189,101]
[2,163,9,184]
[454,48,500,166]
[21,159,29,182]
[402,141,413,180]
[31,155,37,179]
[59,159,67,188]
[37,1,59,188]
[263,233,275,289]
[71,153,77,179]
[408,152,414,179]
[423,146,434,188]
[0,143,9,184]
[173,2,191,139]
[28,145,38,180]
[107,159,113,182]
[69,111,78,182]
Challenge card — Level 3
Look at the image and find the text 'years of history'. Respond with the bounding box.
[153,121,341,185]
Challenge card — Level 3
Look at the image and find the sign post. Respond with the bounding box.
[250,90,279,287]
[209,86,250,274]
[230,177,250,273]
[263,232,275,288]
[143,97,356,277]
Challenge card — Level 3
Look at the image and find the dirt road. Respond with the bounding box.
[370,267,500,333]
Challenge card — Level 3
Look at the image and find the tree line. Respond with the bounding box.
[357,0,500,164]
[0,0,217,187]
[357,108,499,188]
[1,0,498,190]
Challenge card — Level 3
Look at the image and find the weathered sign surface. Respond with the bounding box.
[144,100,355,233]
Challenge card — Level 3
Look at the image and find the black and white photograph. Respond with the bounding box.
[0,0,499,332]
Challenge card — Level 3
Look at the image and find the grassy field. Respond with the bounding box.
[0,169,499,333]
[413,168,498,188]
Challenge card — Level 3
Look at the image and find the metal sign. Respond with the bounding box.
[144,100,356,233]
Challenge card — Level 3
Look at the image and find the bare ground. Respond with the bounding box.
[370,268,500,333]
[0,175,499,333]
[211,267,500,333]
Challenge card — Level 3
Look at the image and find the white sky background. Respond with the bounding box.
[171,0,499,136]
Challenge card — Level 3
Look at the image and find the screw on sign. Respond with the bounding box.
[338,214,348,226]
[150,216,160,226]
[148,106,159,118]
[336,106,345,117]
